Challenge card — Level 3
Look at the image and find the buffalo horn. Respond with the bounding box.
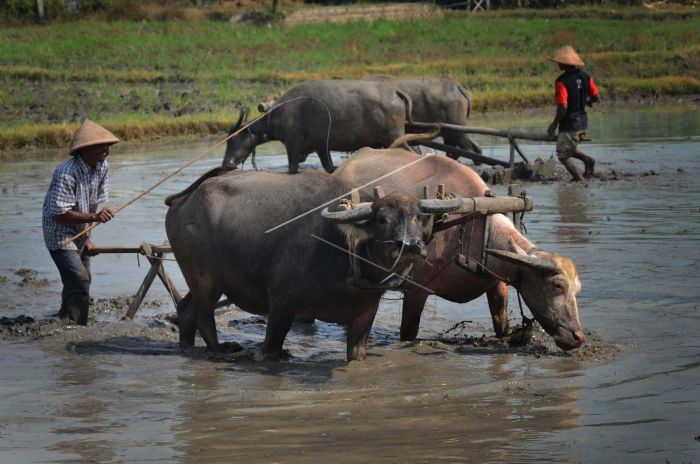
[419,193,463,214]
[321,206,373,223]
[227,107,248,135]
[485,249,557,273]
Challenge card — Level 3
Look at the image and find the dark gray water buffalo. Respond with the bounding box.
[164,169,461,361]
[334,148,585,351]
[365,76,481,156]
[222,79,412,174]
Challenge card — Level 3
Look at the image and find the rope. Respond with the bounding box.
[517,289,533,325]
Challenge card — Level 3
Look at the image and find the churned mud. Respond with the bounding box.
[0,294,169,341]
[474,157,662,184]
[1,298,620,365]
[393,320,622,363]
[13,268,50,288]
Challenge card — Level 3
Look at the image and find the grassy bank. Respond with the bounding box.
[1,5,699,153]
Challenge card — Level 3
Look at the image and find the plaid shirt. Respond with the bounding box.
[42,156,109,251]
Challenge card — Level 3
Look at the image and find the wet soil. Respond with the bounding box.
[474,156,663,184]
[13,268,50,288]
[0,300,620,364]
[0,294,169,341]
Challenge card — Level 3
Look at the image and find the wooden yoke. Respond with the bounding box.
[433,183,532,276]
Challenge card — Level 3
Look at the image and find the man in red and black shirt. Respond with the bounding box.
[547,46,599,181]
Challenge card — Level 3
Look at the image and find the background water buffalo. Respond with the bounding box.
[165,169,461,361]
[365,76,482,156]
[334,148,585,351]
[222,79,412,174]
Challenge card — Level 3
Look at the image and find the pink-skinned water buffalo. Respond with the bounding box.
[333,148,585,350]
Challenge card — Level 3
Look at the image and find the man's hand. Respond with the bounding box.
[83,241,99,256]
[587,95,600,107]
[93,208,115,223]
[547,122,558,137]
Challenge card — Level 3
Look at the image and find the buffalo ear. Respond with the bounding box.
[485,249,557,274]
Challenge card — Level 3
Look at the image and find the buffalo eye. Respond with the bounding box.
[376,216,388,225]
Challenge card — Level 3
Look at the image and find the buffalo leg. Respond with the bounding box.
[288,159,300,174]
[285,140,306,174]
[192,287,222,353]
[317,147,336,173]
[400,291,430,341]
[260,304,296,360]
[176,292,196,348]
[486,281,510,337]
[347,303,379,361]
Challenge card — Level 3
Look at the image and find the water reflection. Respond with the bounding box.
[168,349,586,463]
[554,184,593,243]
[48,354,116,462]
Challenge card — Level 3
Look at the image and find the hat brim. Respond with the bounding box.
[547,56,584,67]
[70,139,119,155]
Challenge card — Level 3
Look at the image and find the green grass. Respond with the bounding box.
[0,5,699,152]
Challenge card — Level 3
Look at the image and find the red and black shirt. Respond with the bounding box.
[554,69,599,132]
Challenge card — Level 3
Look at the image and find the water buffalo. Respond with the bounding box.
[222,79,412,174]
[365,76,482,156]
[334,148,585,351]
[164,169,461,361]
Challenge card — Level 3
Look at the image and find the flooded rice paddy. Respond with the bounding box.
[0,104,699,463]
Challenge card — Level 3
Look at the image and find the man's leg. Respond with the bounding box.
[572,149,595,178]
[49,249,91,325]
[556,132,584,181]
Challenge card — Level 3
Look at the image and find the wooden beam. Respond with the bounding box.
[453,195,534,215]
[420,141,510,167]
[90,246,172,255]
[408,121,557,142]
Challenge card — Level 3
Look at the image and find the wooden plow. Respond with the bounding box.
[407,121,568,168]
[90,241,182,319]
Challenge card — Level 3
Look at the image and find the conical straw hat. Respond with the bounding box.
[69,119,120,155]
[547,45,584,67]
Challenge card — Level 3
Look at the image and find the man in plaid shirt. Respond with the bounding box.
[42,120,119,324]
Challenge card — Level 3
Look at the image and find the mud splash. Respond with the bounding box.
[475,157,662,184]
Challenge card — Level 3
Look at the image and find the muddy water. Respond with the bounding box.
[1,104,699,463]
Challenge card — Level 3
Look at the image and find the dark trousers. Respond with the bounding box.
[49,249,91,325]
